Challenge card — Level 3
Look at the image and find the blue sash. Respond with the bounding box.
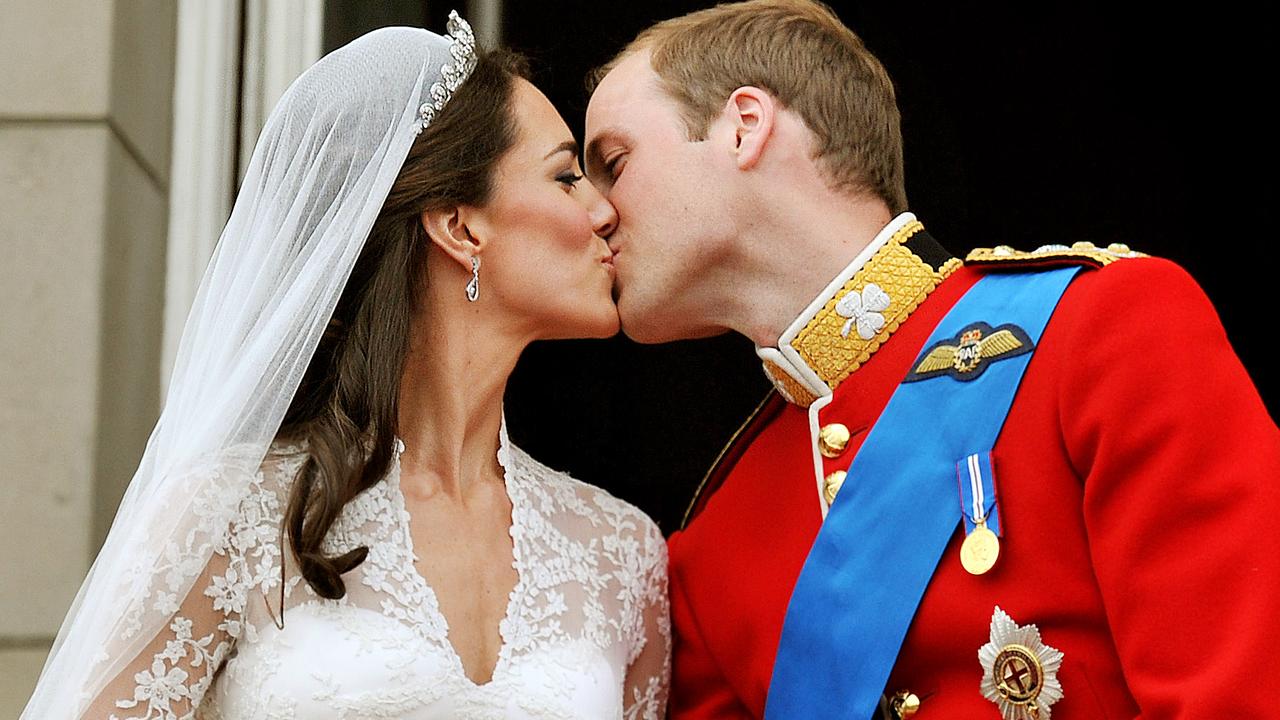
[764,268,1081,719]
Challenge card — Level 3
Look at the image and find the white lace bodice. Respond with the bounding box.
[91,431,670,719]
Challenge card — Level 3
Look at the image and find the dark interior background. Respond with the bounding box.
[326,2,1275,535]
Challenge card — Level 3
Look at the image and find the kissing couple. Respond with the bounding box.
[23,1,1280,719]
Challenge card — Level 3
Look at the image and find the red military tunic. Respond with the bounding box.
[668,213,1280,719]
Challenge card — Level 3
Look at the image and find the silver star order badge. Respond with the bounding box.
[979,607,1064,720]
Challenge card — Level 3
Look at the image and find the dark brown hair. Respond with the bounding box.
[278,49,530,599]
[589,0,907,213]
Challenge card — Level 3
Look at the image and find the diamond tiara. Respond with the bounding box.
[415,11,478,135]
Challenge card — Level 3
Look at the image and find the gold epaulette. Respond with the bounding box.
[966,241,1147,270]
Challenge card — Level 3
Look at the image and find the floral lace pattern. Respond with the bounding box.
[91,428,669,719]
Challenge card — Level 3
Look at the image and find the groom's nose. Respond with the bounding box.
[587,187,618,239]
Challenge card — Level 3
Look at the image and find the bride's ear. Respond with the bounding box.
[420,206,486,270]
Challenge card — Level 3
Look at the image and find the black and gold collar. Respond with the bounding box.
[756,213,960,406]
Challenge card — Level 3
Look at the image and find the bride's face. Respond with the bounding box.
[471,79,620,340]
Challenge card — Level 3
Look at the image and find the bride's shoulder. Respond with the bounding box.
[190,437,307,523]
[257,436,309,486]
[507,443,664,546]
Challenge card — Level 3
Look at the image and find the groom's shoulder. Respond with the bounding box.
[682,391,789,529]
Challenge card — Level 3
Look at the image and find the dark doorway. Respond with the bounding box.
[326,1,1275,533]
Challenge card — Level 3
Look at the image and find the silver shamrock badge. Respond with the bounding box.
[979,607,1064,720]
[835,282,891,339]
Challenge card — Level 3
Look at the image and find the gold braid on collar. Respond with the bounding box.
[763,220,961,405]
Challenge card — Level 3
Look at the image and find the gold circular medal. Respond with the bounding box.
[960,525,1000,575]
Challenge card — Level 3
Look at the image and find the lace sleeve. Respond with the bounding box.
[76,462,285,720]
[82,551,242,719]
[623,519,671,720]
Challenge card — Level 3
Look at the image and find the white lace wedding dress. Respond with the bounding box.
[96,425,670,719]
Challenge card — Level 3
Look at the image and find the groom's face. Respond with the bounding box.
[585,51,730,343]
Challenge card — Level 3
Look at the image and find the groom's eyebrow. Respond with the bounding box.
[544,140,578,161]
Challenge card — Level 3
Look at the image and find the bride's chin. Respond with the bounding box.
[582,308,621,339]
[575,290,621,338]
[537,301,620,341]
[577,304,621,340]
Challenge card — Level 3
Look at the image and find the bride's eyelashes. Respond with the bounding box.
[556,171,584,189]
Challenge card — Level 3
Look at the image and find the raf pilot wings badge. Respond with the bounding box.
[903,321,1034,383]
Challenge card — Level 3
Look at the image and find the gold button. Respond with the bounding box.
[1071,240,1097,250]
[818,423,851,458]
[890,690,921,719]
[1107,242,1131,254]
[823,470,846,505]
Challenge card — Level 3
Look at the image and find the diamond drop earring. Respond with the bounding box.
[466,255,480,302]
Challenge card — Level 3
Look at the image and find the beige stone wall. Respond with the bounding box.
[0,0,175,714]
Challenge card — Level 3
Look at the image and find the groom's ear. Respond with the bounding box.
[725,86,776,171]
[420,206,485,270]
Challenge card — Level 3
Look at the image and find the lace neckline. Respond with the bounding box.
[386,418,526,688]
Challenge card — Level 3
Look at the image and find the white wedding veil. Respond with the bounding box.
[22,13,477,718]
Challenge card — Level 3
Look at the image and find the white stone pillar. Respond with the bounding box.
[0,0,177,714]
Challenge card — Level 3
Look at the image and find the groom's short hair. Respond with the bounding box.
[590,0,907,213]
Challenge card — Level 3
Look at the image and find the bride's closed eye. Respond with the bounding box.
[556,171,584,189]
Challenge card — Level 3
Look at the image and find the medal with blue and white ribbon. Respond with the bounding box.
[958,451,1001,575]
